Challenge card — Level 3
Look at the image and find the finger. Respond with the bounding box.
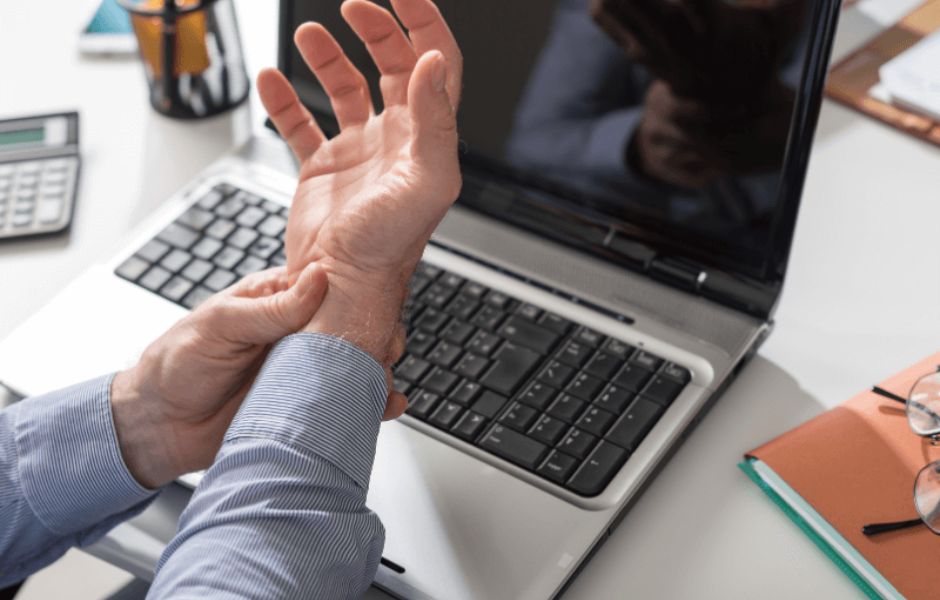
[257,68,326,162]
[341,0,417,107]
[408,51,458,172]
[295,22,373,129]
[383,391,409,421]
[389,0,462,108]
[387,323,407,366]
[227,267,290,299]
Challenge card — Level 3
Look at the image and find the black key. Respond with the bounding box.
[529,415,567,445]
[236,205,267,228]
[556,341,592,368]
[471,305,505,331]
[450,379,483,406]
[452,411,488,441]
[258,214,287,238]
[574,327,604,347]
[462,281,487,299]
[547,394,586,423]
[517,381,557,411]
[160,276,194,303]
[160,248,192,273]
[213,247,245,270]
[191,237,224,261]
[421,283,456,309]
[214,196,245,219]
[416,308,449,333]
[606,398,663,451]
[484,290,512,309]
[516,303,541,321]
[158,223,200,250]
[393,378,411,395]
[395,356,431,383]
[182,286,213,309]
[116,256,150,281]
[442,321,475,345]
[409,274,432,297]
[557,428,598,460]
[248,236,281,260]
[137,239,170,263]
[577,406,616,437]
[594,384,634,414]
[454,353,489,379]
[206,218,237,240]
[538,312,572,335]
[178,207,215,231]
[538,360,574,388]
[407,391,440,420]
[584,352,622,380]
[203,269,237,292]
[406,330,435,356]
[236,255,268,277]
[197,188,226,210]
[471,390,508,419]
[403,301,424,326]
[662,362,691,384]
[565,372,605,402]
[439,273,464,288]
[603,338,634,360]
[466,330,500,356]
[613,364,653,392]
[430,401,464,429]
[498,316,560,355]
[427,342,462,368]
[415,262,442,279]
[642,375,685,406]
[451,380,483,406]
[480,342,541,396]
[227,227,260,250]
[537,451,578,484]
[566,442,628,496]
[182,259,213,283]
[479,425,547,470]
[139,266,172,292]
[422,367,459,395]
[631,350,663,372]
[500,402,538,431]
[445,294,479,321]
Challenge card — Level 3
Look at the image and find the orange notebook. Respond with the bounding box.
[741,352,940,599]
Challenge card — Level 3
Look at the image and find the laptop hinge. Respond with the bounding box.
[647,257,704,293]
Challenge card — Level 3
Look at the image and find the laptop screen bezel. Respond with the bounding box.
[274,0,842,319]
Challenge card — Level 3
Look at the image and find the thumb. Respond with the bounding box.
[408,50,458,165]
[230,263,328,344]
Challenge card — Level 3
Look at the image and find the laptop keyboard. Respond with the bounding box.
[116,183,691,498]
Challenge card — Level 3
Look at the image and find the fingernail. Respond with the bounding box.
[432,56,447,93]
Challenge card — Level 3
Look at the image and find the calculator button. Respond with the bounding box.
[37,200,63,224]
[12,213,33,228]
[17,162,41,174]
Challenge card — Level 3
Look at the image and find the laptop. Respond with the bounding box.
[0,0,841,597]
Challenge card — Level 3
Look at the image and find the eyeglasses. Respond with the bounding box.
[863,369,940,537]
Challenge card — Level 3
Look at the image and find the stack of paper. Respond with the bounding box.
[879,31,940,121]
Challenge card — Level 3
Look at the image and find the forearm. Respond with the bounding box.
[0,376,156,587]
[149,334,388,599]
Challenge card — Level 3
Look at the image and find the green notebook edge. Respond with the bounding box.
[738,458,887,600]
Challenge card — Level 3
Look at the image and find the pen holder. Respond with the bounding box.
[119,0,249,119]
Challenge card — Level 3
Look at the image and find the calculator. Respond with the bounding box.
[0,112,80,240]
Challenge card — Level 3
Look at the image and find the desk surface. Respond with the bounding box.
[3,0,940,597]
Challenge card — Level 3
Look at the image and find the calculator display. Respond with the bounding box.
[0,128,44,148]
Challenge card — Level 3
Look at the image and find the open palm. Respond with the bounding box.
[258,0,463,288]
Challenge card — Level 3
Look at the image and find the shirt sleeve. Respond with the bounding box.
[147,333,389,600]
[0,375,157,587]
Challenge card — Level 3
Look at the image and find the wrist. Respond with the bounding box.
[110,369,180,489]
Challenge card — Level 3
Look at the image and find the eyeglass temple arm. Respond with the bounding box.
[871,386,940,428]
[862,518,923,537]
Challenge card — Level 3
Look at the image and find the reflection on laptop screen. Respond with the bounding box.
[284,0,814,281]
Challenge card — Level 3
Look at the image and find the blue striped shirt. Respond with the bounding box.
[0,333,388,598]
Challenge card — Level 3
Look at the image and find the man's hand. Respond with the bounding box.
[110,266,405,489]
[257,0,463,364]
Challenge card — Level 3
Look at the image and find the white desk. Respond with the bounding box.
[3,0,940,597]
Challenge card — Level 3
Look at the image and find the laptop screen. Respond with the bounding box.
[279,0,838,313]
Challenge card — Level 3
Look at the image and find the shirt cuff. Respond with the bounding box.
[226,333,388,490]
[582,108,646,183]
[14,374,156,534]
